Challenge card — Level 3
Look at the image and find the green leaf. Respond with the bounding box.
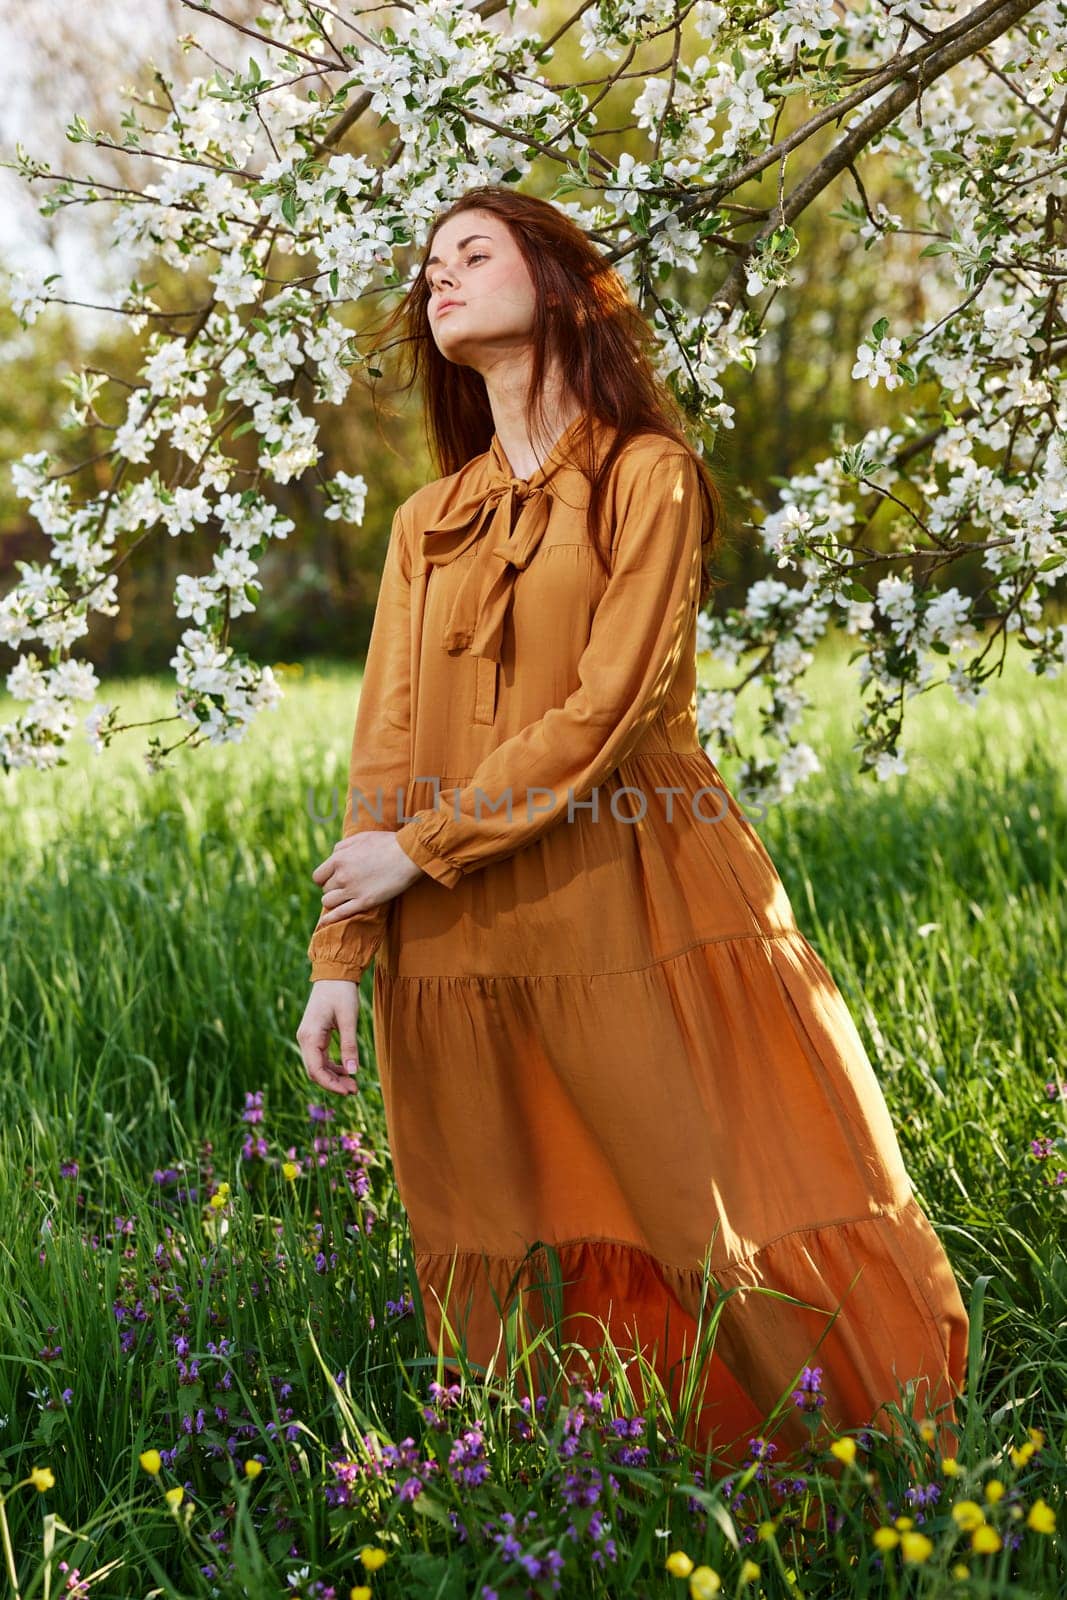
[770,224,798,258]
[409,1492,452,1529]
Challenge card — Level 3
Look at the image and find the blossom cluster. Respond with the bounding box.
[0,0,1064,798]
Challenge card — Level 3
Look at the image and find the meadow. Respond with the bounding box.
[0,635,1063,1599]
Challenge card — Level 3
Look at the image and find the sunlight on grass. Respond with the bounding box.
[0,639,1063,1597]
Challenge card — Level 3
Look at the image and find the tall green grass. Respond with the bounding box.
[0,641,1062,1598]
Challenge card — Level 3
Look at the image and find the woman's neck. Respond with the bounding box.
[484,367,582,479]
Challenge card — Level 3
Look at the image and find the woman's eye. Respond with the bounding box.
[429,254,488,293]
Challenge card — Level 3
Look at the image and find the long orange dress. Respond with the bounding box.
[307,414,969,1468]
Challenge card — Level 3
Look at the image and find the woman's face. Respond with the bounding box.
[424,210,538,369]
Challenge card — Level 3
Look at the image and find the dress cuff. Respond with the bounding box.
[395,818,463,888]
[309,960,366,984]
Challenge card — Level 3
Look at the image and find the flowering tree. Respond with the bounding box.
[1,0,1063,801]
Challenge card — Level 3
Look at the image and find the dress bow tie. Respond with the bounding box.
[422,474,555,663]
[419,416,599,723]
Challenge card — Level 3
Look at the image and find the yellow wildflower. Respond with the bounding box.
[971,1524,1002,1554]
[359,1547,388,1571]
[139,1449,162,1475]
[1026,1498,1056,1534]
[282,1161,300,1182]
[894,1515,915,1530]
[244,1459,263,1478]
[951,1563,969,1580]
[919,1420,937,1443]
[1010,1441,1036,1469]
[951,1500,985,1531]
[666,1551,694,1577]
[901,1531,934,1563]
[29,1466,54,1492]
[350,1589,372,1600]
[984,1479,1005,1503]
[829,1436,856,1465]
[688,1568,722,1599]
[740,1559,761,1585]
[756,1520,777,1541]
[941,1456,961,1476]
[1028,1427,1045,1449]
[872,1527,900,1551]
[164,1485,184,1508]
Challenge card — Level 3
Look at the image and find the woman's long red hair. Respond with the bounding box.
[371,183,725,607]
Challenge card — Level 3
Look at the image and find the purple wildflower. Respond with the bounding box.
[241,1091,264,1124]
[449,1425,491,1488]
[792,1365,827,1411]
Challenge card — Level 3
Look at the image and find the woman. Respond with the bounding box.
[296,184,969,1469]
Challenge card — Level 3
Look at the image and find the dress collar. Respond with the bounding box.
[422,413,608,662]
[485,410,590,491]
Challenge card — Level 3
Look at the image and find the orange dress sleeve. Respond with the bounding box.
[307,503,412,983]
[393,446,703,889]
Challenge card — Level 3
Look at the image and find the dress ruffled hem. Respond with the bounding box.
[411,1189,968,1471]
[380,920,805,984]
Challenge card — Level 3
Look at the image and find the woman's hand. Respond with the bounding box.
[312,830,426,926]
[296,980,362,1097]
[300,834,424,1098]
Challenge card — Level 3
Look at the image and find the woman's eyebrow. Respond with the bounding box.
[425,234,493,267]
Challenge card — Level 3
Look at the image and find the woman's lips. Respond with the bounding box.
[436,301,463,317]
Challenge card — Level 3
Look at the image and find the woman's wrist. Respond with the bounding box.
[394,819,463,888]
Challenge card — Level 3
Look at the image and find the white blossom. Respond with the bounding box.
[852,335,904,390]
[0,0,1063,785]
